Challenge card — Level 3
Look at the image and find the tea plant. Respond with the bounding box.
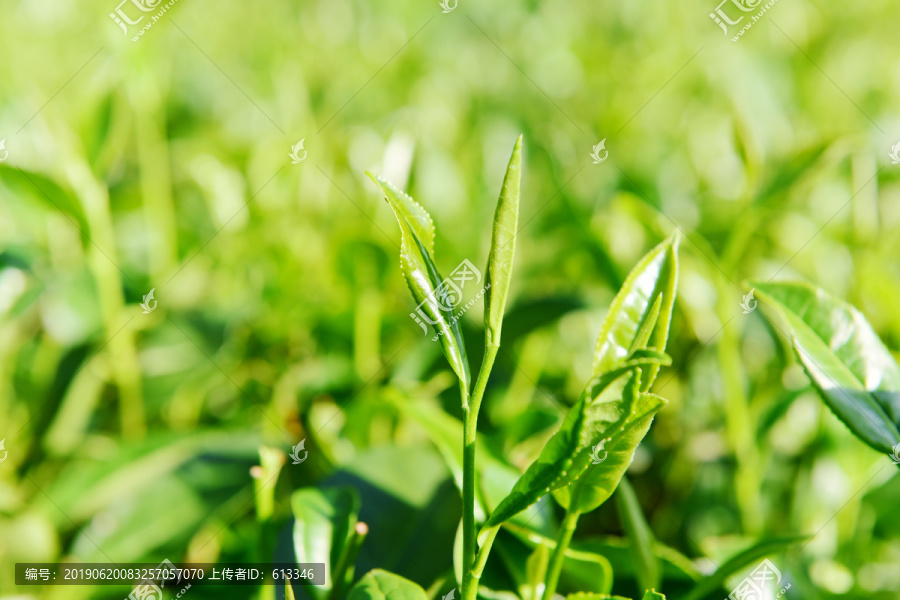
[292,136,682,599]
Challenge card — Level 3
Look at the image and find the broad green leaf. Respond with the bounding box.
[593,233,680,390]
[485,356,669,528]
[556,391,667,514]
[484,135,523,348]
[348,569,428,600]
[368,173,471,390]
[641,591,666,600]
[682,536,806,600]
[754,281,900,454]
[615,478,660,593]
[292,487,360,599]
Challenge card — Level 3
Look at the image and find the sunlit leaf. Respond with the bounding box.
[593,233,680,390]
[484,135,522,348]
[368,173,471,391]
[485,356,669,527]
[555,391,667,514]
[641,591,666,600]
[754,281,900,454]
[347,569,428,600]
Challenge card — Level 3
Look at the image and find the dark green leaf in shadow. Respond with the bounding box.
[292,487,361,599]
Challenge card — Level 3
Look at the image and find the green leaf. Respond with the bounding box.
[754,281,900,454]
[641,591,666,600]
[593,233,680,390]
[485,357,668,528]
[347,569,428,600]
[682,536,806,600]
[524,542,549,600]
[291,487,361,599]
[368,173,471,391]
[565,595,630,600]
[555,390,666,514]
[615,478,660,593]
[484,135,523,349]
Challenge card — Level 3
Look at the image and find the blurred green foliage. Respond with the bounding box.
[1,0,900,598]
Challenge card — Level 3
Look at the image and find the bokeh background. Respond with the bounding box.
[2,0,900,598]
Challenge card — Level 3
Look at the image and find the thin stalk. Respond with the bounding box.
[471,525,500,586]
[542,508,580,600]
[462,344,499,600]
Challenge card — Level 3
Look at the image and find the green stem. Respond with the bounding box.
[462,344,499,600]
[542,508,580,600]
[471,525,500,585]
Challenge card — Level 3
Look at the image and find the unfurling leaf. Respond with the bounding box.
[347,569,428,600]
[754,281,900,454]
[368,173,471,390]
[484,135,523,349]
[594,233,680,390]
